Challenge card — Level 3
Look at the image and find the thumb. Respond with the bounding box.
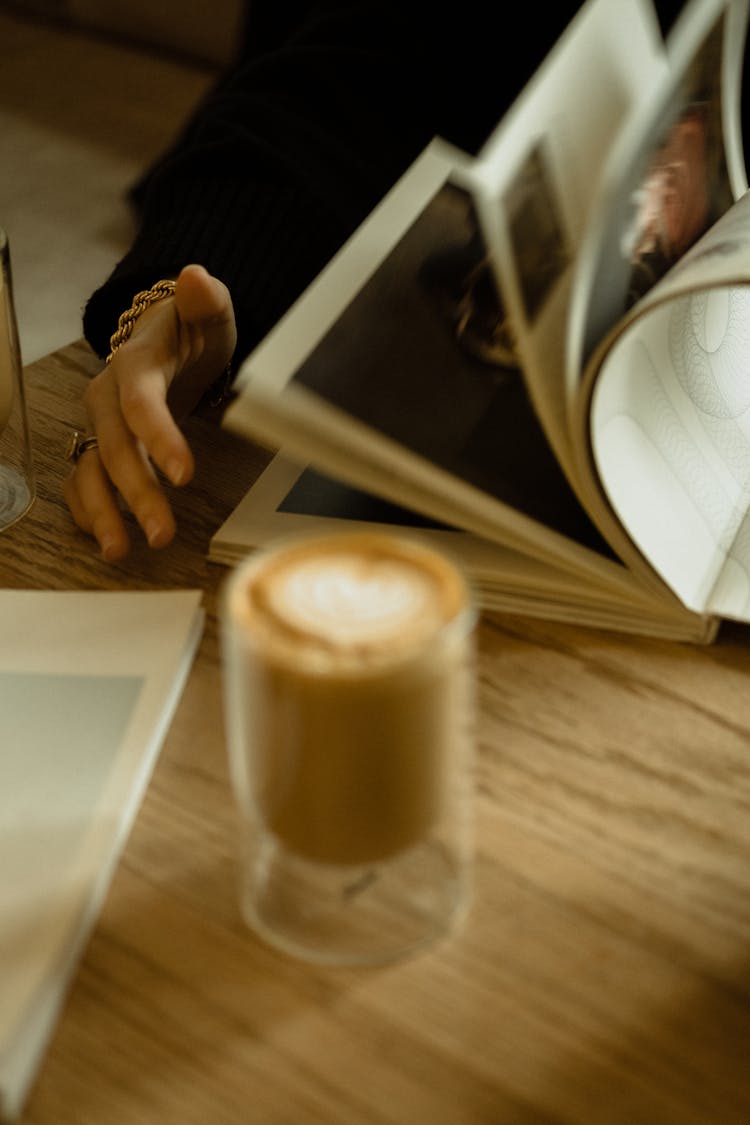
[169,264,237,415]
[174,262,234,330]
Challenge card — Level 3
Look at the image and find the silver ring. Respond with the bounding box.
[65,430,99,463]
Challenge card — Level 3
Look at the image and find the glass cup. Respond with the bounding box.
[220,530,477,966]
[0,229,34,531]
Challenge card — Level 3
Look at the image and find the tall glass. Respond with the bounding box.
[221,530,477,967]
[0,229,34,531]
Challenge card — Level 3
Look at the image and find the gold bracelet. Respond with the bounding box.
[105,276,234,406]
[106,279,177,364]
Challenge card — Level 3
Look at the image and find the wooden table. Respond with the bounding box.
[5,341,750,1124]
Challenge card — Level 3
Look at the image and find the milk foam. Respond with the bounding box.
[267,552,442,645]
[235,533,469,668]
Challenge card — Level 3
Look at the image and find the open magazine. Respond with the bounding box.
[214,0,750,642]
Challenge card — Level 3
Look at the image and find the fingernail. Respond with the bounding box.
[100,534,118,560]
[167,458,185,485]
[144,518,163,547]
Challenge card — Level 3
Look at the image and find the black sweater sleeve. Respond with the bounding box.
[82,0,581,365]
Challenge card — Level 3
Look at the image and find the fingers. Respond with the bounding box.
[63,448,131,562]
[68,296,189,557]
[65,436,178,561]
[64,421,178,560]
[64,263,237,559]
[65,354,183,559]
[78,364,181,555]
[106,345,195,488]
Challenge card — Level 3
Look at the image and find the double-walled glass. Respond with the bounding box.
[0,230,34,531]
[221,531,477,967]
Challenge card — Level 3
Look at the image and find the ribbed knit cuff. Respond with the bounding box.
[83,170,351,366]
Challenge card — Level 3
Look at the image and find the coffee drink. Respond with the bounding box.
[224,531,475,866]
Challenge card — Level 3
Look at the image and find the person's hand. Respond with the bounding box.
[64,263,236,561]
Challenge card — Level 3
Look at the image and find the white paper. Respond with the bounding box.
[0,589,204,1122]
[590,152,750,615]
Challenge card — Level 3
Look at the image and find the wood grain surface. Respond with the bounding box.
[5,341,750,1125]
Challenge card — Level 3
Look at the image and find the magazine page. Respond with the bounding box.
[562,0,750,591]
[712,0,748,196]
[210,450,714,637]
[468,0,667,493]
[211,450,661,611]
[579,189,750,619]
[225,0,679,608]
[560,0,750,618]
[568,0,748,402]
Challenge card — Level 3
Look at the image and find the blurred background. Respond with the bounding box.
[0,0,244,363]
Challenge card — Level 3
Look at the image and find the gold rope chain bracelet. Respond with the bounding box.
[106,279,177,363]
[106,278,233,406]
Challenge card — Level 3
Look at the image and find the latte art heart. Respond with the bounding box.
[231,531,470,671]
[269,555,435,646]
